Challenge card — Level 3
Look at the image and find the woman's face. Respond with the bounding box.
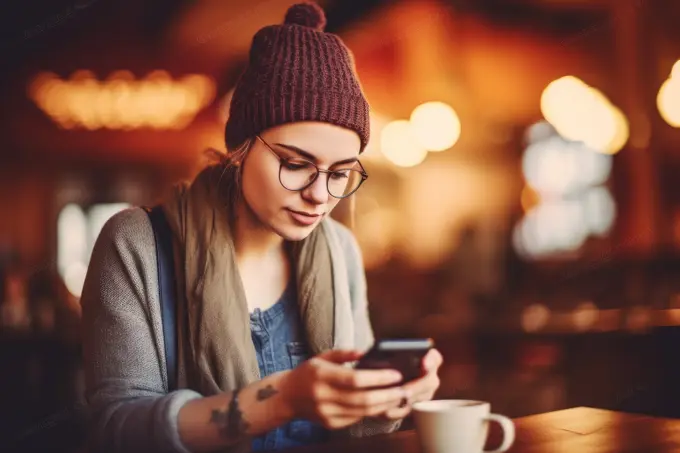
[239,122,362,241]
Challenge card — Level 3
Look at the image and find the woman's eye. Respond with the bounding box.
[284,160,312,170]
[330,170,350,180]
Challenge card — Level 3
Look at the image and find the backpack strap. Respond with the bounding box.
[144,205,178,392]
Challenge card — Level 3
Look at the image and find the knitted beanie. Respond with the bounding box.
[224,2,370,151]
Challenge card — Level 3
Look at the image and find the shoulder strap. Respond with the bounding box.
[144,205,178,392]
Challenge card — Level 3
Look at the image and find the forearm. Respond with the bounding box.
[88,390,203,453]
[178,371,294,452]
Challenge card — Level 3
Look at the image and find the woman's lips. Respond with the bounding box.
[287,209,322,226]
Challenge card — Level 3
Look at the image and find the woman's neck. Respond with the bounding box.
[232,200,284,260]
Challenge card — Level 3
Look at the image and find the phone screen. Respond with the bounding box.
[355,338,434,384]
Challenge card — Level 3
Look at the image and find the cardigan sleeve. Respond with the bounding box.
[81,208,202,453]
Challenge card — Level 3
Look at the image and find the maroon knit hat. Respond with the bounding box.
[225,2,370,152]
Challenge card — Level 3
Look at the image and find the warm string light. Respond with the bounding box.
[28,70,216,130]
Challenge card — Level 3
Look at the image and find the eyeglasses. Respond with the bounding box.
[256,135,368,199]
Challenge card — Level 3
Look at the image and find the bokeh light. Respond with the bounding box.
[672,60,680,79]
[515,123,615,258]
[572,301,599,332]
[58,203,130,298]
[409,101,461,152]
[522,136,612,196]
[520,186,541,212]
[28,70,216,130]
[380,120,428,167]
[657,61,680,128]
[64,262,88,298]
[541,76,629,154]
[582,186,617,236]
[521,303,551,332]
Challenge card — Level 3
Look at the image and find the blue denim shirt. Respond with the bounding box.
[250,280,329,451]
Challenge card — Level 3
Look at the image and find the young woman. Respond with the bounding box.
[81,3,443,452]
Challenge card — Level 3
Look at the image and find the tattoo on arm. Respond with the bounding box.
[210,389,250,439]
[256,385,278,401]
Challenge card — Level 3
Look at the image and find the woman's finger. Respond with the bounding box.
[324,398,409,418]
[403,371,438,394]
[379,369,442,421]
[381,384,435,420]
[421,349,444,373]
[400,373,439,405]
[315,349,364,364]
[320,364,403,390]
[333,386,410,409]
[383,405,413,420]
[410,389,436,406]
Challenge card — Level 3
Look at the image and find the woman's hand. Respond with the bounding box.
[278,350,410,429]
[382,348,443,420]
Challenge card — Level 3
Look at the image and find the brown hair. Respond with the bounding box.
[204,138,255,214]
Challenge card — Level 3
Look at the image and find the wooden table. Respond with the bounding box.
[274,407,680,452]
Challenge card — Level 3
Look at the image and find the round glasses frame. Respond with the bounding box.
[256,135,368,199]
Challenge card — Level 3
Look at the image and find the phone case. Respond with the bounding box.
[356,339,433,384]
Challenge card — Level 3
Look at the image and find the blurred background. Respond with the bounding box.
[2,0,680,443]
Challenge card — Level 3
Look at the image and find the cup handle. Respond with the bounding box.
[484,413,516,452]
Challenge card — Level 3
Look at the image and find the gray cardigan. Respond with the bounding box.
[80,207,388,453]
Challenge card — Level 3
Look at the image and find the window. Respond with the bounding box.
[57,203,130,297]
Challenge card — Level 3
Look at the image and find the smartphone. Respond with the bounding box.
[355,338,434,385]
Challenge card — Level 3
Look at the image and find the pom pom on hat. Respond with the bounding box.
[226,0,370,151]
[284,2,327,31]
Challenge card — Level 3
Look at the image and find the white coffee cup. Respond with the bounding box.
[412,400,515,453]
